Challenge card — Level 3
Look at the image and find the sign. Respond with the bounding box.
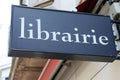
[9,5,117,62]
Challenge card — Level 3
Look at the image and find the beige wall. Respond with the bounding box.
[54,60,120,80]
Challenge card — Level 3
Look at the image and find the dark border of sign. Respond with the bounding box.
[9,50,115,62]
[8,5,117,62]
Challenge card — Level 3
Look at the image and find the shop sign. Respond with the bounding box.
[9,5,117,62]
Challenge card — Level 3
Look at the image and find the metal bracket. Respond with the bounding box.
[111,20,120,24]
[111,13,120,40]
[116,54,120,60]
[107,0,120,5]
[111,20,120,40]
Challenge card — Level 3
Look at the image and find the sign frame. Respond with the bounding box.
[9,5,117,62]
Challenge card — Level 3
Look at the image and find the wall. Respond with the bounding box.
[0,68,10,80]
[54,60,120,80]
[0,64,11,80]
